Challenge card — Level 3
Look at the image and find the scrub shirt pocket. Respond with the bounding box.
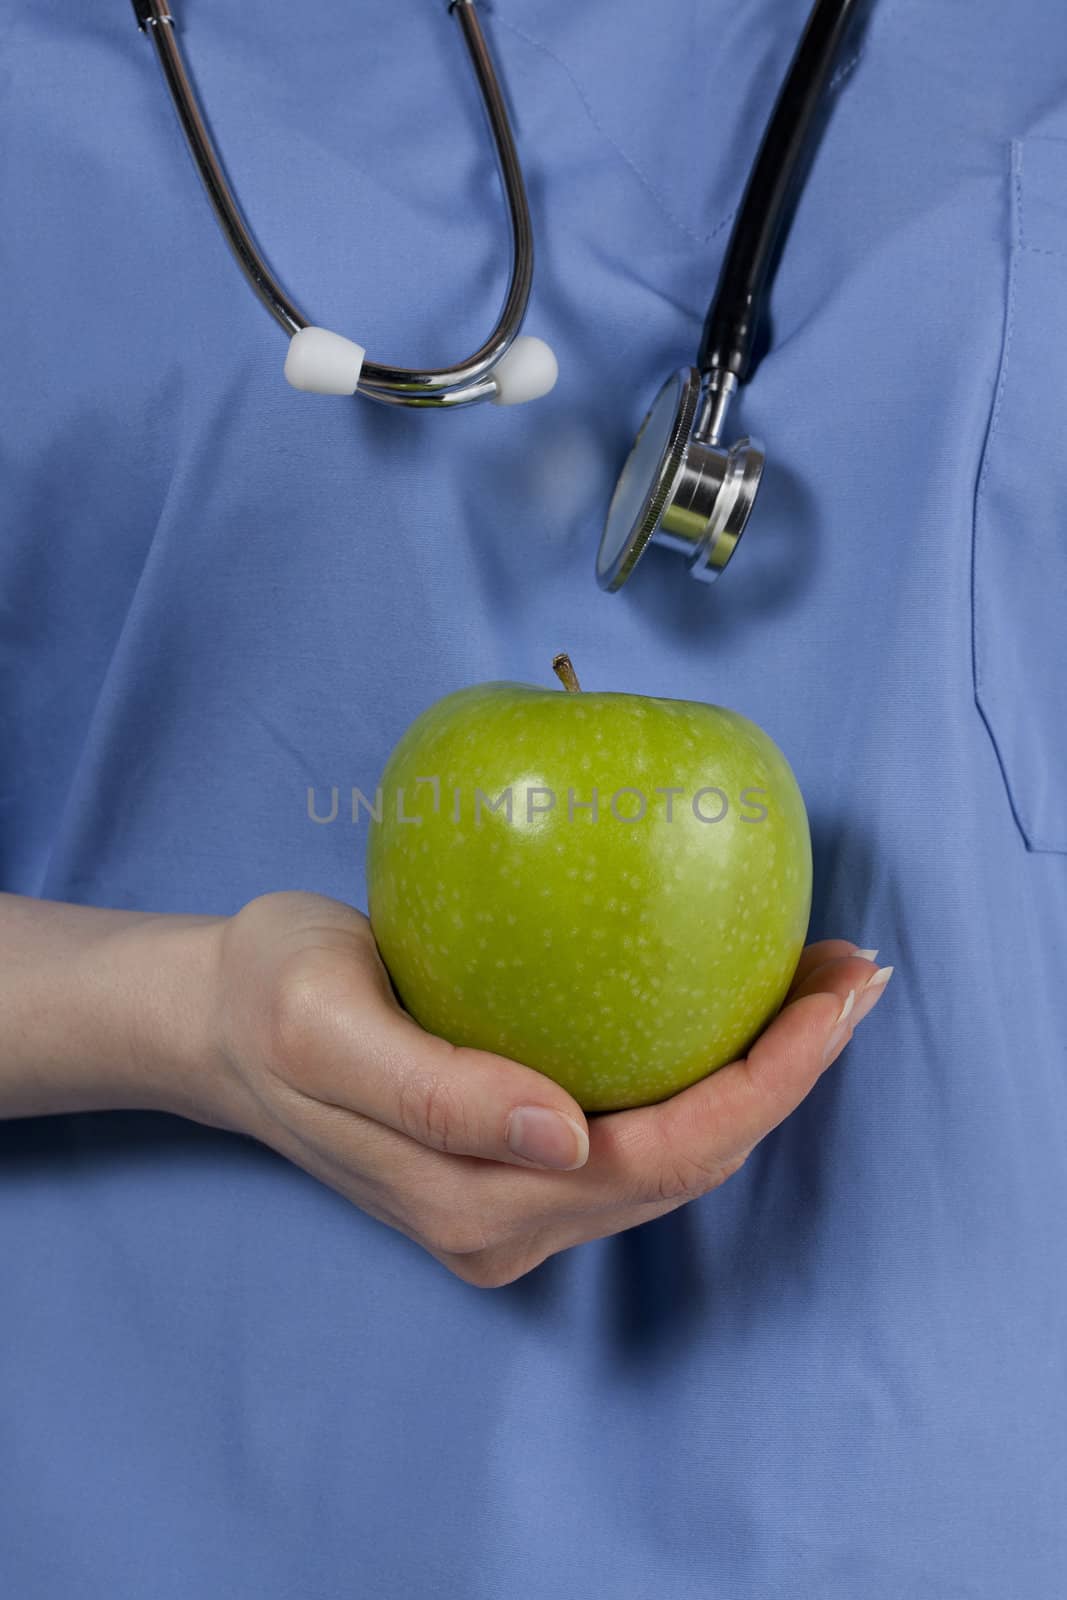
[973,136,1067,853]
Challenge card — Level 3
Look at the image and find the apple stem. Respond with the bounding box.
[552,653,582,693]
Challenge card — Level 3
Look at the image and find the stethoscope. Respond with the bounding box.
[132,0,861,591]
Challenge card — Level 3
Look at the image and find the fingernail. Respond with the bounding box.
[851,964,894,1024]
[506,1107,589,1170]
[834,989,856,1028]
[822,989,855,1065]
[853,947,878,962]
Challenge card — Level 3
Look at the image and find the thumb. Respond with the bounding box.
[297,991,591,1172]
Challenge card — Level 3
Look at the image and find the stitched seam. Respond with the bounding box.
[970,143,1014,741]
[972,138,1022,650]
[970,139,1057,849]
[489,0,920,255]
[493,14,733,248]
[492,4,894,253]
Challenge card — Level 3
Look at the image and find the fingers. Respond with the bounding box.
[788,948,890,1046]
[268,946,591,1173]
[390,1014,594,1173]
[266,926,888,1248]
[785,939,870,999]
[575,948,892,1209]
[259,926,893,1289]
[415,945,894,1281]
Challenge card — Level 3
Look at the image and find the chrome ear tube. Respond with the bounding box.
[130,0,558,407]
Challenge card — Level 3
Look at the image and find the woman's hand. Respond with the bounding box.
[204,891,892,1289]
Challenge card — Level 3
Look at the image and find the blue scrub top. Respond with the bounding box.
[3,1,1067,1594]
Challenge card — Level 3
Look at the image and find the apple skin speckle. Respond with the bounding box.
[366,681,812,1113]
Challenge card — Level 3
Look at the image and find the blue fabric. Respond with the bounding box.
[2,0,1066,1594]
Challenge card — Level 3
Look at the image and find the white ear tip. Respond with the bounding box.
[490,335,558,405]
[284,326,366,395]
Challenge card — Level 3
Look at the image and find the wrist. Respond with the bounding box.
[0,894,235,1126]
[102,913,237,1128]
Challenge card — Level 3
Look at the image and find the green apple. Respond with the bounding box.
[366,657,812,1113]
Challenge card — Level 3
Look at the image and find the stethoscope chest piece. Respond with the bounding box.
[134,0,860,594]
[596,368,765,592]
